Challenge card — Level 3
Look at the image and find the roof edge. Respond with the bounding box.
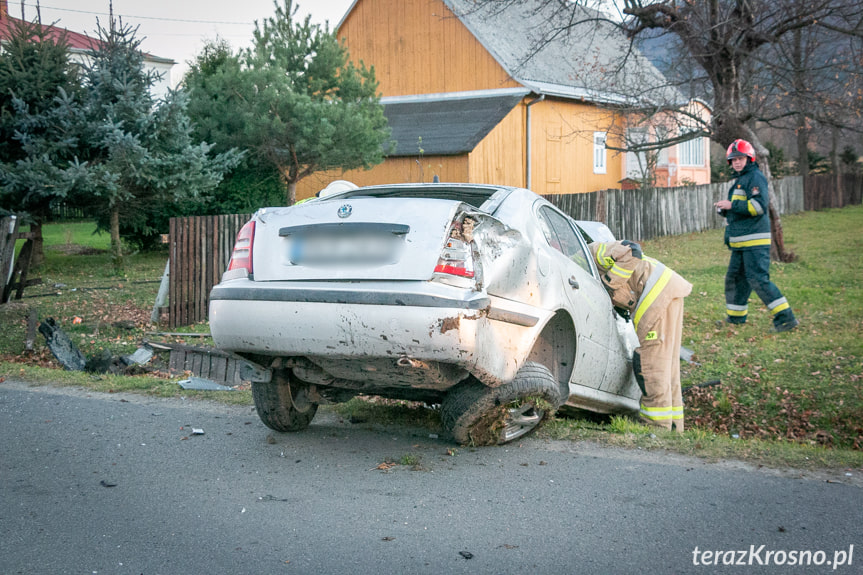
[381,87,530,105]
[336,0,361,32]
[442,0,522,87]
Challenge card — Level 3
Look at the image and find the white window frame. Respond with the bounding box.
[679,135,705,167]
[593,132,607,174]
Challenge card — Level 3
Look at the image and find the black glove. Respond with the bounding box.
[621,240,643,259]
[614,306,631,321]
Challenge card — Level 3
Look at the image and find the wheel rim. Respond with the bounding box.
[501,403,545,442]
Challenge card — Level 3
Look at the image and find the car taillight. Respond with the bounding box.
[227,221,255,274]
[434,238,474,278]
[434,216,476,279]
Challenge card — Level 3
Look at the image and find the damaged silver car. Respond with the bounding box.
[209,183,641,445]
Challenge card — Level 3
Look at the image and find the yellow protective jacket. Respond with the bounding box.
[589,241,692,341]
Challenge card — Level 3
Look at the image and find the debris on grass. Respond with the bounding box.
[38,318,86,371]
[177,376,235,391]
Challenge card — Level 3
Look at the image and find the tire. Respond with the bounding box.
[252,369,318,432]
[441,362,563,446]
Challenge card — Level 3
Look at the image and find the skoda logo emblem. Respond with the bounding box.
[337,204,353,219]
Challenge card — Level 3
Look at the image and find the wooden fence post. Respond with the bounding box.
[1,216,19,303]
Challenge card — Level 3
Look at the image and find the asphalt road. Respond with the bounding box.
[1,381,860,575]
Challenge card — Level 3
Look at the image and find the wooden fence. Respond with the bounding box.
[168,214,251,327]
[164,173,860,327]
[0,215,40,304]
[804,173,863,211]
[543,176,807,242]
[0,216,19,300]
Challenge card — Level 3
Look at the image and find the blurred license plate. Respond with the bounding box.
[290,233,400,266]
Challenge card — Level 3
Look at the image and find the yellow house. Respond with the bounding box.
[297,0,708,200]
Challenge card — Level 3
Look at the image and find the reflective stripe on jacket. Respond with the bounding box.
[589,241,692,340]
[723,161,771,251]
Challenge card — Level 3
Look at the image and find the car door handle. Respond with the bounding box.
[569,277,580,289]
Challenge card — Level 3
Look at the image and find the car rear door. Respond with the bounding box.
[535,205,614,389]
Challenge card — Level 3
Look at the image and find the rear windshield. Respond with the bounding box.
[327,186,505,209]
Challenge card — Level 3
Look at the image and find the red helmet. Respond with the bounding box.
[726,139,756,163]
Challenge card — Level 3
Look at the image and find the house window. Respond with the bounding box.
[679,136,705,166]
[593,132,607,174]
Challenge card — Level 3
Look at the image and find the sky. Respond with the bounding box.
[13,0,356,84]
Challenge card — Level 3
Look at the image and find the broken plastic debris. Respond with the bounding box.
[72,316,83,324]
[191,428,204,435]
[39,318,87,371]
[121,346,154,366]
[177,377,234,391]
[679,346,700,365]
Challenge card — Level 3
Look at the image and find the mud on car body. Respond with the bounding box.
[209,183,641,445]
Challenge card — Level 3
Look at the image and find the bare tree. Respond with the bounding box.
[618,0,863,260]
[464,0,861,260]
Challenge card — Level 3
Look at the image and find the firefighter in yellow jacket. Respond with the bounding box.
[589,240,693,432]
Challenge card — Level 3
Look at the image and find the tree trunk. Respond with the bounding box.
[110,205,123,274]
[793,29,810,191]
[796,116,809,207]
[287,180,297,206]
[831,125,841,208]
[29,220,45,269]
[750,137,796,263]
[280,168,297,206]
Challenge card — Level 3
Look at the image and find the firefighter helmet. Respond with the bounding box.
[317,180,359,198]
[726,139,756,163]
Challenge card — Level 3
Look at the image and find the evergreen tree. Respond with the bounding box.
[0,18,83,266]
[75,20,240,271]
[184,39,282,213]
[185,0,391,206]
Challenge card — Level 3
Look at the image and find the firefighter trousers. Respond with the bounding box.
[725,248,796,327]
[636,297,685,432]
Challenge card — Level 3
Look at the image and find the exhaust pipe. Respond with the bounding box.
[396,356,426,369]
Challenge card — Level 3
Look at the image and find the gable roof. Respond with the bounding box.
[0,14,175,64]
[381,88,528,156]
[440,0,681,106]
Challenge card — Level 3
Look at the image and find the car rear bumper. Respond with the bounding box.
[209,280,549,385]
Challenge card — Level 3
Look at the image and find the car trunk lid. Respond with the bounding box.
[250,198,470,282]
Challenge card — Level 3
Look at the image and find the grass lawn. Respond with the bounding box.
[1,207,861,470]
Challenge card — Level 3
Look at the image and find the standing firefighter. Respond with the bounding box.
[714,139,799,332]
[589,241,692,432]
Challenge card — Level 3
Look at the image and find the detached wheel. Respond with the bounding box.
[252,369,318,432]
[442,362,563,446]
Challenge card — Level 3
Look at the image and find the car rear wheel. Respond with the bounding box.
[252,369,318,432]
[441,362,563,446]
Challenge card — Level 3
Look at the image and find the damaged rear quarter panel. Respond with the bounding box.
[471,215,543,305]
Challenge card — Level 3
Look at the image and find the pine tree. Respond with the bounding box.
[75,20,240,272]
[185,0,391,206]
[0,18,82,266]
